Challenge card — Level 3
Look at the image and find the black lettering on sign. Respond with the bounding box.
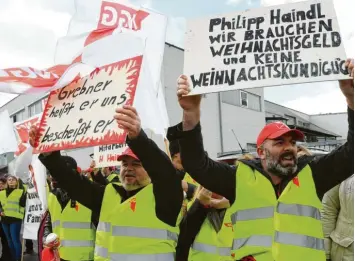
[80,99,99,111]
[223,55,246,65]
[41,119,92,143]
[101,96,117,107]
[28,193,39,200]
[117,94,127,106]
[94,119,115,134]
[270,3,325,25]
[26,213,41,223]
[58,79,113,101]
[49,102,75,118]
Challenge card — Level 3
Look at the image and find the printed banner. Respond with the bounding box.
[184,0,351,95]
[35,56,143,153]
[94,143,128,168]
[23,172,45,240]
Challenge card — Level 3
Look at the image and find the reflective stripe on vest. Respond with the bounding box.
[231,203,321,224]
[191,242,218,254]
[231,206,274,222]
[112,226,178,241]
[95,245,108,258]
[275,231,324,251]
[233,235,273,249]
[61,240,95,247]
[97,222,111,232]
[5,208,20,213]
[219,247,232,256]
[7,200,20,205]
[277,203,321,220]
[52,220,60,229]
[62,221,92,229]
[109,252,175,261]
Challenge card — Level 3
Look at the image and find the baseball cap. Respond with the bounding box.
[117,148,140,161]
[257,122,304,148]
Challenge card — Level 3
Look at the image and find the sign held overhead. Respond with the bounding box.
[184,0,351,95]
[35,56,143,153]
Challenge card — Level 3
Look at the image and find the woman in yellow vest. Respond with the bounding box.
[0,175,26,261]
[188,187,234,261]
[43,156,97,261]
[176,185,234,261]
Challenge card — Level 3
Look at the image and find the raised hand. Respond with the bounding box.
[29,125,39,148]
[339,58,354,110]
[177,75,202,112]
[114,105,141,139]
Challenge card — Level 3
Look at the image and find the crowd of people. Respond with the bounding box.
[0,59,353,261]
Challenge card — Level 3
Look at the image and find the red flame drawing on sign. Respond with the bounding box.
[34,56,142,153]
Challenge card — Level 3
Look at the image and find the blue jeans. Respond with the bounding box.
[2,222,22,260]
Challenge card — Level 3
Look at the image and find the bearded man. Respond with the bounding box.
[168,59,354,261]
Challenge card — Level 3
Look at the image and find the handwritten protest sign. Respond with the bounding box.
[94,143,128,168]
[184,0,351,95]
[35,56,143,152]
[23,176,45,240]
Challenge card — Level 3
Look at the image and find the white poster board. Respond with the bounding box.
[35,56,143,153]
[23,177,45,240]
[184,0,351,95]
[94,143,128,168]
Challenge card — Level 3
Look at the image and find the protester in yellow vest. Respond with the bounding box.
[0,177,12,261]
[29,105,184,261]
[169,59,355,261]
[0,175,26,261]
[43,156,96,261]
[177,186,233,261]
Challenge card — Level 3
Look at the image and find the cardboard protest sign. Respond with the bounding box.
[23,167,45,240]
[35,56,143,153]
[14,114,41,156]
[184,0,351,95]
[94,143,128,168]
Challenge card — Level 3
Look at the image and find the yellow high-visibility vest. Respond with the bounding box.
[184,173,199,186]
[95,184,181,261]
[48,193,95,260]
[0,189,25,219]
[229,162,325,261]
[189,206,233,261]
[107,174,119,183]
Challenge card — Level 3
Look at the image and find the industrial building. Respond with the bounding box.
[0,43,348,171]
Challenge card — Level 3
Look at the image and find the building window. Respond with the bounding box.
[221,90,238,106]
[12,110,25,123]
[240,91,248,107]
[29,100,43,117]
[284,114,296,125]
[246,143,257,152]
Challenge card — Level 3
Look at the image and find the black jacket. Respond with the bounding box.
[38,129,183,228]
[167,107,354,204]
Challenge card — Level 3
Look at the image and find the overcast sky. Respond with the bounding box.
[0,0,353,114]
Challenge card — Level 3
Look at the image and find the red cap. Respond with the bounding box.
[117,148,140,161]
[257,122,304,147]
